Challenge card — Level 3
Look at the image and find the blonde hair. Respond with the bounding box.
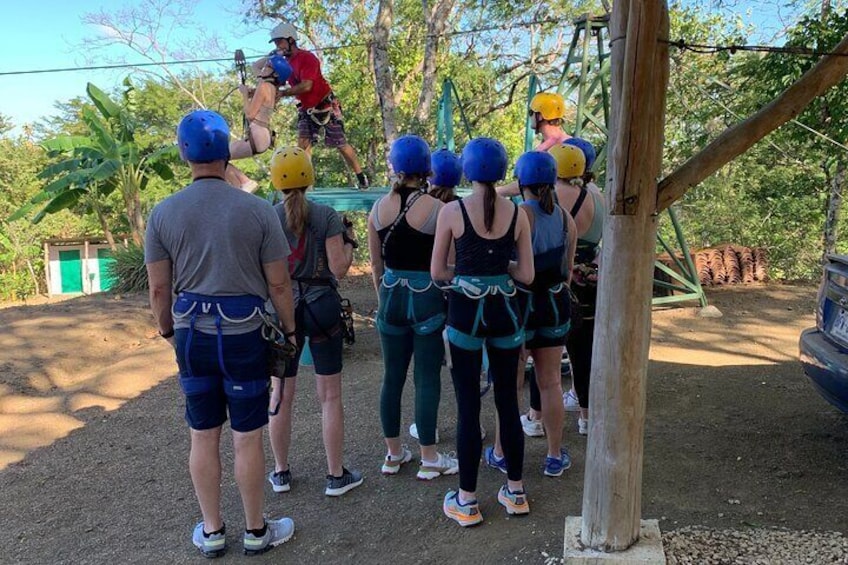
[283,187,309,237]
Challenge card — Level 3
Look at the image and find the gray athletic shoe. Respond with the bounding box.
[242,518,295,556]
[325,467,364,496]
[268,468,292,493]
[192,522,227,558]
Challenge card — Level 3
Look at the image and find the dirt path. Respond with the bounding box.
[0,281,845,564]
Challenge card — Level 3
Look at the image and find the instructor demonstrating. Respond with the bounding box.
[270,22,369,190]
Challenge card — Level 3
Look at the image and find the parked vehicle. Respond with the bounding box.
[799,254,848,413]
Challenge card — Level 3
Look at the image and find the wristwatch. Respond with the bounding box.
[159,328,175,339]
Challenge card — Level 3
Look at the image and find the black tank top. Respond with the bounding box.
[455,199,518,276]
[377,191,435,272]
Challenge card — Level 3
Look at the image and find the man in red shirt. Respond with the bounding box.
[270,22,369,190]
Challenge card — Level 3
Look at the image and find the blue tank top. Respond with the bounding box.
[455,199,518,277]
[522,200,568,291]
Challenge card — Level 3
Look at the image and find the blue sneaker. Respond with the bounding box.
[544,448,572,477]
[484,446,507,474]
[243,518,295,555]
[192,522,227,558]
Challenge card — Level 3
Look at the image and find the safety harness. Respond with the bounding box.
[440,274,524,351]
[172,292,293,401]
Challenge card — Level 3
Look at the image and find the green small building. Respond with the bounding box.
[45,236,129,296]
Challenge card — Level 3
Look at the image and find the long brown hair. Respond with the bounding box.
[392,173,426,197]
[483,182,496,232]
[283,188,309,237]
[526,183,555,214]
[429,185,457,203]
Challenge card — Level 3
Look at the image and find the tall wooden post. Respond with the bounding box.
[580,0,669,551]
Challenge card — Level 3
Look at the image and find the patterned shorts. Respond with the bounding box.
[297,109,348,148]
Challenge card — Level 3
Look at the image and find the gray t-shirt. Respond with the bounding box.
[145,178,290,334]
[274,200,344,305]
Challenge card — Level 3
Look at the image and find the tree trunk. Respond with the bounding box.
[412,0,455,128]
[824,158,844,260]
[580,0,669,551]
[93,202,117,251]
[25,259,41,296]
[372,0,399,147]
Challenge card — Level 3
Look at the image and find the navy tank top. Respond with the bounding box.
[455,199,518,276]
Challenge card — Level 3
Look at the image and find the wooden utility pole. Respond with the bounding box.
[581,0,669,551]
[579,0,848,554]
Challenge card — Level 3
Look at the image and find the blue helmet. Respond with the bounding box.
[564,137,597,171]
[177,110,230,163]
[389,135,431,176]
[269,54,292,83]
[461,137,508,182]
[514,151,557,186]
[431,149,462,188]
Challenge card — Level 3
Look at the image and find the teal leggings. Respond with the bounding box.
[379,330,444,445]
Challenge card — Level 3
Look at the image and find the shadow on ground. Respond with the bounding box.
[0,281,845,564]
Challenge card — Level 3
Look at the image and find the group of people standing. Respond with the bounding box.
[145,31,604,554]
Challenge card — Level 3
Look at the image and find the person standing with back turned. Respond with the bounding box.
[145,110,298,557]
[432,137,534,527]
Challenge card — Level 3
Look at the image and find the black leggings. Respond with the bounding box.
[566,317,595,409]
[450,343,523,492]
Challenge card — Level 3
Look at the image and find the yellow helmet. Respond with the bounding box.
[270,146,315,190]
[548,144,586,179]
[529,92,566,121]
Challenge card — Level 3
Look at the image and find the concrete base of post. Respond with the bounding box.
[564,518,666,565]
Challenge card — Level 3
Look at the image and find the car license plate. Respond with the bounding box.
[831,308,848,344]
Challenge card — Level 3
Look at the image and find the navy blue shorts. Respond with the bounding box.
[286,291,344,377]
[175,328,270,433]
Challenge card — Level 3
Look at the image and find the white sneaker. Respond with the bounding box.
[563,389,580,412]
[409,423,440,444]
[381,446,413,475]
[520,414,545,437]
[578,416,588,436]
[417,452,459,480]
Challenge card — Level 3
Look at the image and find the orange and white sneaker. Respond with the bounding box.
[381,447,413,475]
[497,485,530,515]
[443,490,483,527]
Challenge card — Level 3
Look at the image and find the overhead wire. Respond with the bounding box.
[0,17,568,77]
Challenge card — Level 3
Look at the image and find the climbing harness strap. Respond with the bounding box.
[378,268,444,336]
[380,191,425,259]
[173,292,272,400]
[444,275,524,351]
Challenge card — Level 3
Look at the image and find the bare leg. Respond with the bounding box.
[316,373,344,476]
[268,376,297,472]
[336,143,363,174]
[224,164,250,188]
[297,137,313,157]
[232,427,266,530]
[189,426,224,532]
[532,347,565,458]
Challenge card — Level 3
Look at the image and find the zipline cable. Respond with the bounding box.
[0,17,568,77]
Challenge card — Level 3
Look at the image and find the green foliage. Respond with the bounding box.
[105,244,148,293]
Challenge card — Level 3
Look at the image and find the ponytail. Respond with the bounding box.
[283,188,309,238]
[537,184,555,215]
[392,173,426,197]
[429,185,457,203]
[483,183,496,233]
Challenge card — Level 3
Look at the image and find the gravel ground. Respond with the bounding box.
[664,527,848,565]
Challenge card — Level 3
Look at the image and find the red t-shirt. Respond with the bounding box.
[286,50,332,110]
